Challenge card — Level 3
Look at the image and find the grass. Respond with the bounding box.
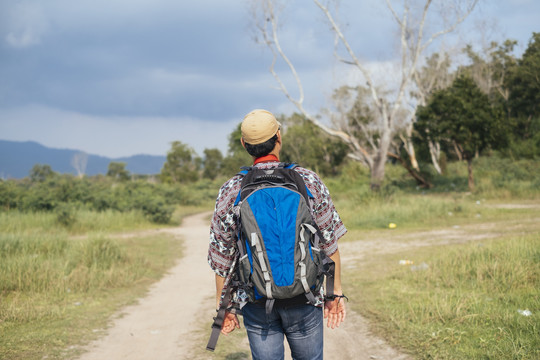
[0,204,211,236]
[2,157,539,359]
[347,233,539,359]
[194,199,539,359]
[0,209,156,235]
[0,214,187,360]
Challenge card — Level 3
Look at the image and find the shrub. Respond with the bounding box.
[141,200,174,224]
[55,203,77,227]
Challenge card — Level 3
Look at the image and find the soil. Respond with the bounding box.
[75,208,539,360]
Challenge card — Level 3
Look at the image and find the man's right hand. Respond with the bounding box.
[324,296,347,329]
[221,311,240,335]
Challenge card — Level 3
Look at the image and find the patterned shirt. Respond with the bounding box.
[208,161,347,306]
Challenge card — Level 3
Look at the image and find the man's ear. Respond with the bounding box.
[240,138,246,149]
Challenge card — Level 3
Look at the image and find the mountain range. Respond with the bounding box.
[0,140,166,179]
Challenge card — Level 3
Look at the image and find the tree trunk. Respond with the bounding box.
[388,152,432,188]
[453,141,463,161]
[370,131,392,190]
[370,160,385,191]
[402,123,420,171]
[467,158,475,192]
[428,139,442,174]
[407,143,420,171]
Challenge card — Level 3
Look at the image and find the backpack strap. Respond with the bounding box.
[206,285,233,352]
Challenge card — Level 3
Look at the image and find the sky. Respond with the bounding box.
[1,0,539,159]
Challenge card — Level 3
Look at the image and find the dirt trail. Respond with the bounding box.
[77,212,215,360]
[75,205,539,359]
[76,211,411,360]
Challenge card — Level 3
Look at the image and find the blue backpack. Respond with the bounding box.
[233,163,332,313]
[206,163,334,352]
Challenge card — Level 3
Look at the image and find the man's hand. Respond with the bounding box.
[221,311,240,335]
[324,296,347,329]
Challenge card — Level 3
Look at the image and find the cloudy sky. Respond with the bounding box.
[1,0,539,158]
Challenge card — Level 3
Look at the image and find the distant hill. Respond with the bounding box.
[0,140,166,179]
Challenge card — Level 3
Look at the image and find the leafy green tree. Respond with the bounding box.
[280,113,348,176]
[221,123,252,175]
[505,32,540,158]
[202,148,224,180]
[0,180,19,210]
[29,164,56,183]
[416,75,507,191]
[107,162,130,181]
[160,141,200,183]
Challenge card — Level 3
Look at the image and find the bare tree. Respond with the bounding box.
[71,152,88,178]
[251,0,478,189]
[462,39,517,102]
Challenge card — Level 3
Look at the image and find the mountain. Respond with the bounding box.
[0,140,166,179]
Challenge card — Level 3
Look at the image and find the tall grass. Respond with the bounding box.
[0,215,184,360]
[348,234,539,359]
[324,157,540,231]
[0,209,160,236]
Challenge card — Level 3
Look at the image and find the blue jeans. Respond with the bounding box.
[242,302,323,360]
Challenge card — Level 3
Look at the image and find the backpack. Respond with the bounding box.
[234,163,327,311]
[206,163,335,352]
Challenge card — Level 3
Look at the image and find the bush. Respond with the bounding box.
[55,203,77,227]
[141,200,174,224]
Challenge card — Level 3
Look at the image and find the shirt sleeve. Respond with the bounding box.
[297,168,347,257]
[208,176,242,277]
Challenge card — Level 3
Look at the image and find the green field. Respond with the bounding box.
[1,157,539,359]
[0,206,207,360]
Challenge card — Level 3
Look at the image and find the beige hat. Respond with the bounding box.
[241,109,281,145]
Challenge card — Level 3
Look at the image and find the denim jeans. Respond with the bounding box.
[242,302,323,360]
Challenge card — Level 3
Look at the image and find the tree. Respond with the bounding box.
[505,32,540,158]
[280,113,348,176]
[462,40,517,104]
[416,75,507,190]
[221,123,252,175]
[29,164,56,183]
[202,148,224,180]
[412,52,455,174]
[251,0,478,189]
[107,162,130,181]
[160,141,200,183]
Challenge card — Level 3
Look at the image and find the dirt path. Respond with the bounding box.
[76,211,410,360]
[77,212,215,360]
[77,209,539,360]
[74,208,540,360]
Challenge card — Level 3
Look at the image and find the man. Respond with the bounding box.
[208,109,347,360]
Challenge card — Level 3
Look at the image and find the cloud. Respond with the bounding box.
[1,0,539,159]
[0,105,239,158]
[2,2,50,48]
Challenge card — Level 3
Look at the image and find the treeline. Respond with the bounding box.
[159,33,540,190]
[410,33,540,190]
[0,163,219,224]
[1,34,538,220]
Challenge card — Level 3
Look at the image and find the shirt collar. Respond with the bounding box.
[253,154,279,165]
